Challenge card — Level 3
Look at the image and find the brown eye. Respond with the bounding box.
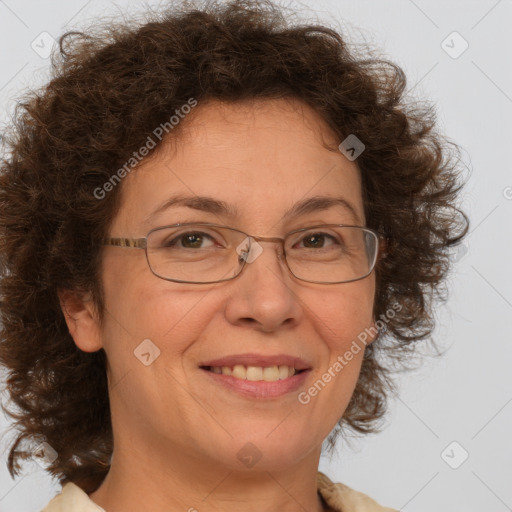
[298,233,336,249]
[163,231,217,249]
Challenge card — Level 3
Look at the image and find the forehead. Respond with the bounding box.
[114,98,365,232]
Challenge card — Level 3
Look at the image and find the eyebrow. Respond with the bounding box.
[145,194,362,226]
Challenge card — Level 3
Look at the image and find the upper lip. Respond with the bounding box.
[199,353,312,371]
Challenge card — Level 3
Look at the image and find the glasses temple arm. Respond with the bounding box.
[103,237,147,249]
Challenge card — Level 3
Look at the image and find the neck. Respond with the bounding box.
[88,440,327,512]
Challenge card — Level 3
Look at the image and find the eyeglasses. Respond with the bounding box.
[103,222,384,284]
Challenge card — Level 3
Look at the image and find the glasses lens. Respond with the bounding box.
[146,224,248,283]
[284,226,378,283]
[146,224,378,284]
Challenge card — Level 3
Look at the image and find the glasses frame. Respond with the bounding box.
[103,222,386,285]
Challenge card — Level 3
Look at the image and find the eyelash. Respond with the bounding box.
[163,230,341,250]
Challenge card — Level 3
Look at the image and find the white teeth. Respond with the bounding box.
[232,364,246,379]
[209,364,298,382]
[246,366,263,381]
[263,366,280,381]
[280,365,291,379]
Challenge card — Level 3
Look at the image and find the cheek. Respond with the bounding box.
[101,249,203,335]
[311,279,375,346]
[298,286,374,440]
[105,275,219,366]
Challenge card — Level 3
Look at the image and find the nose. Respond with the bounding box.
[224,238,302,332]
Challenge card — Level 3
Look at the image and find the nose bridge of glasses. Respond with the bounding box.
[251,235,285,245]
[236,234,285,265]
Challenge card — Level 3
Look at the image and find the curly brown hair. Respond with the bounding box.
[0,0,468,495]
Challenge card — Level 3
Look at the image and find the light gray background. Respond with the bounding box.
[0,1,511,511]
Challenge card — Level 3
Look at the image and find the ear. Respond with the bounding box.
[378,236,388,261]
[361,316,381,347]
[363,320,377,346]
[58,289,103,352]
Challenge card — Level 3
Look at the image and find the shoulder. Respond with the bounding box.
[317,471,398,512]
[40,482,106,512]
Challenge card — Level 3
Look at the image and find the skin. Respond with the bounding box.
[60,98,378,512]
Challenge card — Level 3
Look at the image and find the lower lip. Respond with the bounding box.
[200,368,311,399]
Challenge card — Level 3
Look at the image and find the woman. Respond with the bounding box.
[0,1,468,511]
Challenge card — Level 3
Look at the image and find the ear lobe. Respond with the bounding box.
[378,237,388,261]
[364,319,380,346]
[58,289,103,353]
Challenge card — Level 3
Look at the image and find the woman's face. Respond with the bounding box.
[73,98,377,473]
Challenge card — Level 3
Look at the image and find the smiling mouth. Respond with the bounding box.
[200,365,306,382]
